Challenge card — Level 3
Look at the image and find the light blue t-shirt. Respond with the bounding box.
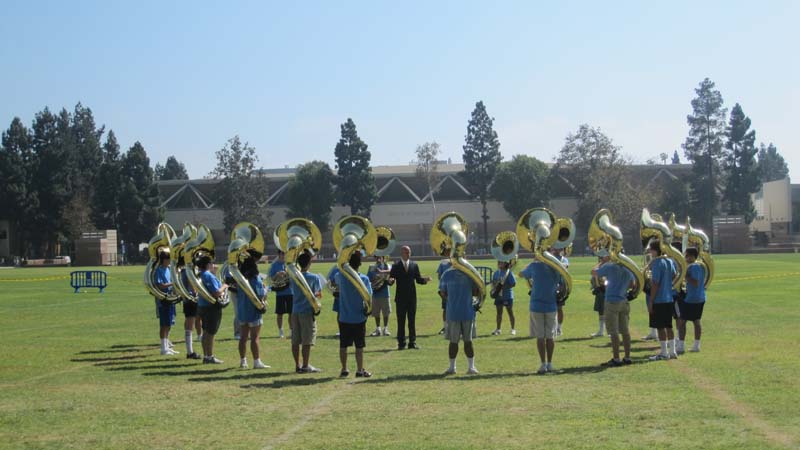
[596,263,634,303]
[268,260,291,297]
[650,257,676,304]
[520,262,562,313]
[491,270,516,301]
[368,262,390,298]
[439,268,478,322]
[335,272,372,324]
[236,275,266,322]
[685,263,706,303]
[436,260,452,280]
[155,265,172,295]
[199,270,222,308]
[290,271,322,315]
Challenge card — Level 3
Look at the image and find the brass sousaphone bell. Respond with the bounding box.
[334,216,378,316]
[516,208,575,301]
[640,208,686,290]
[184,224,230,307]
[431,212,486,310]
[587,209,644,300]
[490,231,519,299]
[370,226,396,291]
[144,222,181,303]
[224,222,268,313]
[274,218,323,314]
[169,223,198,302]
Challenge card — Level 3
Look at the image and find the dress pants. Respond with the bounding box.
[395,298,417,346]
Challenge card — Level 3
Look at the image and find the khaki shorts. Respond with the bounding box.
[445,320,475,343]
[530,312,557,339]
[604,300,630,336]
[371,296,391,318]
[290,313,317,346]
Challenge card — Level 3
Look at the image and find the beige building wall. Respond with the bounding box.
[751,178,791,234]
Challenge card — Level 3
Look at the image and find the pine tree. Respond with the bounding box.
[757,143,789,182]
[461,101,502,248]
[118,142,163,258]
[334,119,376,216]
[671,150,681,164]
[682,78,727,230]
[155,155,189,180]
[286,161,336,232]
[723,104,760,223]
[0,117,36,256]
[93,130,123,229]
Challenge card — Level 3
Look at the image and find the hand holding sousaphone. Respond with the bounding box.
[144,222,181,303]
[431,212,486,311]
[641,208,686,290]
[169,223,198,302]
[226,222,268,313]
[516,208,575,301]
[334,216,378,316]
[588,209,644,300]
[184,224,230,307]
[274,218,322,314]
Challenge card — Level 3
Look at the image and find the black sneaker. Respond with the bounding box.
[622,357,632,365]
[356,369,372,378]
[186,352,201,360]
[295,366,303,374]
[299,365,321,373]
[340,369,350,377]
[603,358,623,367]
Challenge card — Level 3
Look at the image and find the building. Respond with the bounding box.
[158,163,693,258]
[751,178,793,237]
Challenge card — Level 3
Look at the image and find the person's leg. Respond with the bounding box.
[657,327,668,357]
[291,344,300,368]
[464,341,474,358]
[339,347,348,372]
[396,301,407,347]
[557,305,564,335]
[495,305,502,331]
[355,347,364,372]
[447,341,459,372]
[238,325,250,360]
[250,325,261,360]
[622,332,631,360]
[408,299,417,345]
[184,315,195,355]
[610,332,621,361]
[206,334,215,358]
[677,318,687,340]
[536,338,546,363]
[507,305,516,330]
[546,338,554,363]
[301,345,311,368]
[692,319,702,351]
[277,313,283,334]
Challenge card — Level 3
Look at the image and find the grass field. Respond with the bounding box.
[0,254,799,449]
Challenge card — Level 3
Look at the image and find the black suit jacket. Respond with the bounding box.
[389,259,428,303]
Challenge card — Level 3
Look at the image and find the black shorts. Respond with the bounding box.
[441,298,447,310]
[680,302,705,321]
[275,295,293,315]
[182,299,198,317]
[649,302,674,329]
[338,321,366,349]
[593,295,604,314]
[199,306,223,335]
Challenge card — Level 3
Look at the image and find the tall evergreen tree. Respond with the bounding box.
[118,142,163,258]
[682,78,727,230]
[69,103,104,200]
[93,130,123,229]
[333,118,376,216]
[461,101,502,247]
[0,118,36,256]
[757,143,789,182]
[286,161,336,232]
[723,104,760,223]
[671,150,681,164]
[210,136,271,235]
[155,155,190,180]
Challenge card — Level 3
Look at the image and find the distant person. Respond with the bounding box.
[490,261,516,336]
[593,252,635,366]
[328,265,341,337]
[236,258,269,369]
[389,246,431,350]
[221,264,240,340]
[440,266,481,374]
[553,248,570,337]
[179,259,202,359]
[647,241,678,361]
[589,257,606,338]
[368,255,393,336]
[676,248,706,353]
[436,259,452,334]
[335,252,373,378]
[269,250,292,339]
[290,252,323,373]
[519,259,563,374]
[154,251,179,356]
[197,255,229,364]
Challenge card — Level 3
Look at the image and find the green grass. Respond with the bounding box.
[0,254,798,449]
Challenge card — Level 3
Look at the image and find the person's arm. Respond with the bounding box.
[414,264,431,284]
[686,266,700,287]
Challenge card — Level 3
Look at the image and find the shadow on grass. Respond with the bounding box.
[107,362,199,372]
[94,357,188,367]
[110,343,160,349]
[241,375,337,389]
[77,348,145,355]
[362,348,396,354]
[143,367,233,377]
[500,336,535,342]
[589,344,660,353]
[71,354,151,363]
[188,371,290,383]
[557,336,595,343]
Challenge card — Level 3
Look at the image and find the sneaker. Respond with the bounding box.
[438,328,446,335]
[340,369,350,377]
[203,356,223,364]
[253,360,270,369]
[234,334,240,340]
[622,357,632,365]
[300,365,321,373]
[186,352,201,360]
[591,331,604,337]
[689,347,700,353]
[370,328,381,337]
[537,363,548,374]
[382,327,391,336]
[603,358,623,367]
[167,340,174,348]
[676,348,685,355]
[545,363,556,372]
[669,352,678,360]
[510,329,516,336]
[642,333,658,341]
[335,332,340,337]
[444,367,456,375]
[160,348,178,356]
[295,366,304,373]
[278,329,285,339]
[240,360,248,369]
[356,369,372,378]
[556,328,563,337]
[491,329,501,336]
[467,367,479,374]
[649,353,669,361]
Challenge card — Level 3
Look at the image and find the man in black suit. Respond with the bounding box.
[389,246,431,350]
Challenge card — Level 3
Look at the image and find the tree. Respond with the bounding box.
[93,130,123,229]
[333,118,376,216]
[414,142,442,219]
[0,117,36,256]
[656,178,692,220]
[285,161,336,232]
[210,136,271,235]
[155,155,189,180]
[68,103,104,200]
[461,101,502,247]
[682,78,727,230]
[659,153,669,165]
[117,142,163,256]
[671,150,681,164]
[757,143,789,182]
[723,103,760,223]
[490,155,550,220]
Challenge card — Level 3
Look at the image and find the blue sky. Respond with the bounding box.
[1,1,797,180]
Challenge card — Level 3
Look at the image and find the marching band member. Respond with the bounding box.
[368,255,393,337]
[592,251,635,366]
[647,241,678,361]
[328,264,341,337]
[222,264,240,340]
[589,256,606,338]
[491,261,517,336]
[197,255,229,364]
[553,248,569,337]
[155,251,179,356]
[677,248,706,353]
[290,252,323,373]
[269,250,293,338]
[236,258,269,369]
[519,258,563,374]
[436,258,452,335]
[439,265,481,374]
[180,260,202,359]
[335,252,373,377]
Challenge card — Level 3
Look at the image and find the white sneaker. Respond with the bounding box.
[690,346,700,353]
[335,332,340,337]
[510,329,516,336]
[669,352,678,360]
[383,327,391,336]
[234,334,241,340]
[545,362,556,372]
[370,328,381,337]
[642,332,658,341]
[649,353,669,361]
[160,348,179,356]
[556,328,563,337]
[467,367,479,374]
[253,360,270,369]
[537,363,548,374]
[491,329,501,336]
[591,331,604,337]
[444,367,456,375]
[240,360,248,369]
[167,340,174,348]
[278,329,285,338]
